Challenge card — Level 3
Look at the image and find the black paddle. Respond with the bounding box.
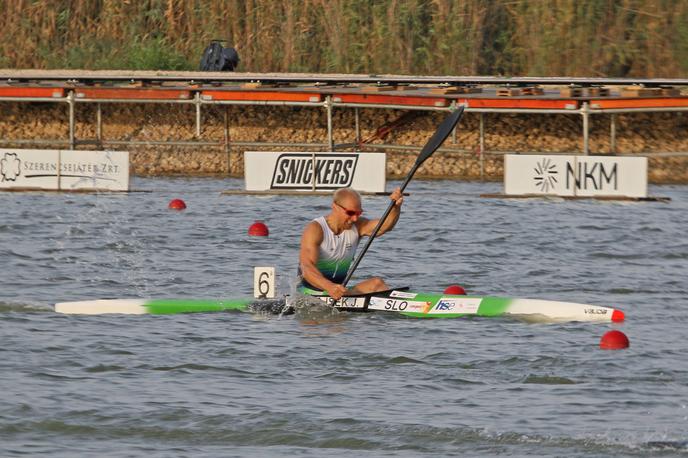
[341,106,465,287]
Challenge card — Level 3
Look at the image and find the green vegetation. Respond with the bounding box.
[1,0,687,76]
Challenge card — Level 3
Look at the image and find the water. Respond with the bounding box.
[1,178,687,457]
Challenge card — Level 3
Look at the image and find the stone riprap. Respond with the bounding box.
[1,103,686,183]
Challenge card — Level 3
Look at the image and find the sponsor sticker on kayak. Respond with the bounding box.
[584,307,608,316]
[368,298,430,312]
[324,296,367,309]
[389,290,417,299]
[430,298,482,314]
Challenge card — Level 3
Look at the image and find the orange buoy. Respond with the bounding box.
[599,330,630,350]
[168,198,187,210]
[248,220,269,236]
[443,285,466,295]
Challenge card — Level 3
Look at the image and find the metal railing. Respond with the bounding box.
[2,89,687,181]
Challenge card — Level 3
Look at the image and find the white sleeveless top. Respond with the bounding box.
[301,216,360,287]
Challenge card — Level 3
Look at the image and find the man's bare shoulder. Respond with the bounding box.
[302,220,324,241]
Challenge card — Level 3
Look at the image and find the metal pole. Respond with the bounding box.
[326,96,334,151]
[451,101,457,144]
[224,106,230,175]
[582,102,590,155]
[68,91,75,150]
[312,150,317,192]
[96,103,102,148]
[479,113,485,181]
[610,114,616,154]
[195,92,201,138]
[354,107,360,146]
[57,149,62,190]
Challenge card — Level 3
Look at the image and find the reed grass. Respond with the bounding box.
[1,0,686,76]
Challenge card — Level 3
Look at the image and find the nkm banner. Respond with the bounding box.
[244,151,386,192]
[504,154,647,198]
[0,149,129,191]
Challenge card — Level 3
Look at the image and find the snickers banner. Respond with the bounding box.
[244,151,386,192]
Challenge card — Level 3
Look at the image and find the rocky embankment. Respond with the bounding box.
[1,102,686,183]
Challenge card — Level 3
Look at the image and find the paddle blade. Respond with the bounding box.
[416,106,465,166]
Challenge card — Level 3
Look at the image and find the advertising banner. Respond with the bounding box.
[0,149,129,191]
[504,154,647,198]
[244,151,386,192]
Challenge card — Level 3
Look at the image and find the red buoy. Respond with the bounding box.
[443,285,466,295]
[168,198,186,210]
[611,309,625,322]
[248,220,269,236]
[599,330,630,350]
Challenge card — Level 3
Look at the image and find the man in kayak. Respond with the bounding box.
[298,187,403,300]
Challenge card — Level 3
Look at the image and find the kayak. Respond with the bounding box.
[54,289,625,323]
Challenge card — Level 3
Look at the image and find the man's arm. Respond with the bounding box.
[299,221,348,299]
[357,188,404,237]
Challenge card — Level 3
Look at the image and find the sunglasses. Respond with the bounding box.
[335,202,363,217]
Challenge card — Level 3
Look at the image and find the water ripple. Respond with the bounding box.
[0,179,687,457]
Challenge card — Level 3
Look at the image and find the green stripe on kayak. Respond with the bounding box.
[145,299,252,315]
[476,296,513,316]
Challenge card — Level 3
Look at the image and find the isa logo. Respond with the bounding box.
[433,298,481,314]
[435,300,455,311]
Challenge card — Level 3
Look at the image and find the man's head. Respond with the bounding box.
[332,187,363,227]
